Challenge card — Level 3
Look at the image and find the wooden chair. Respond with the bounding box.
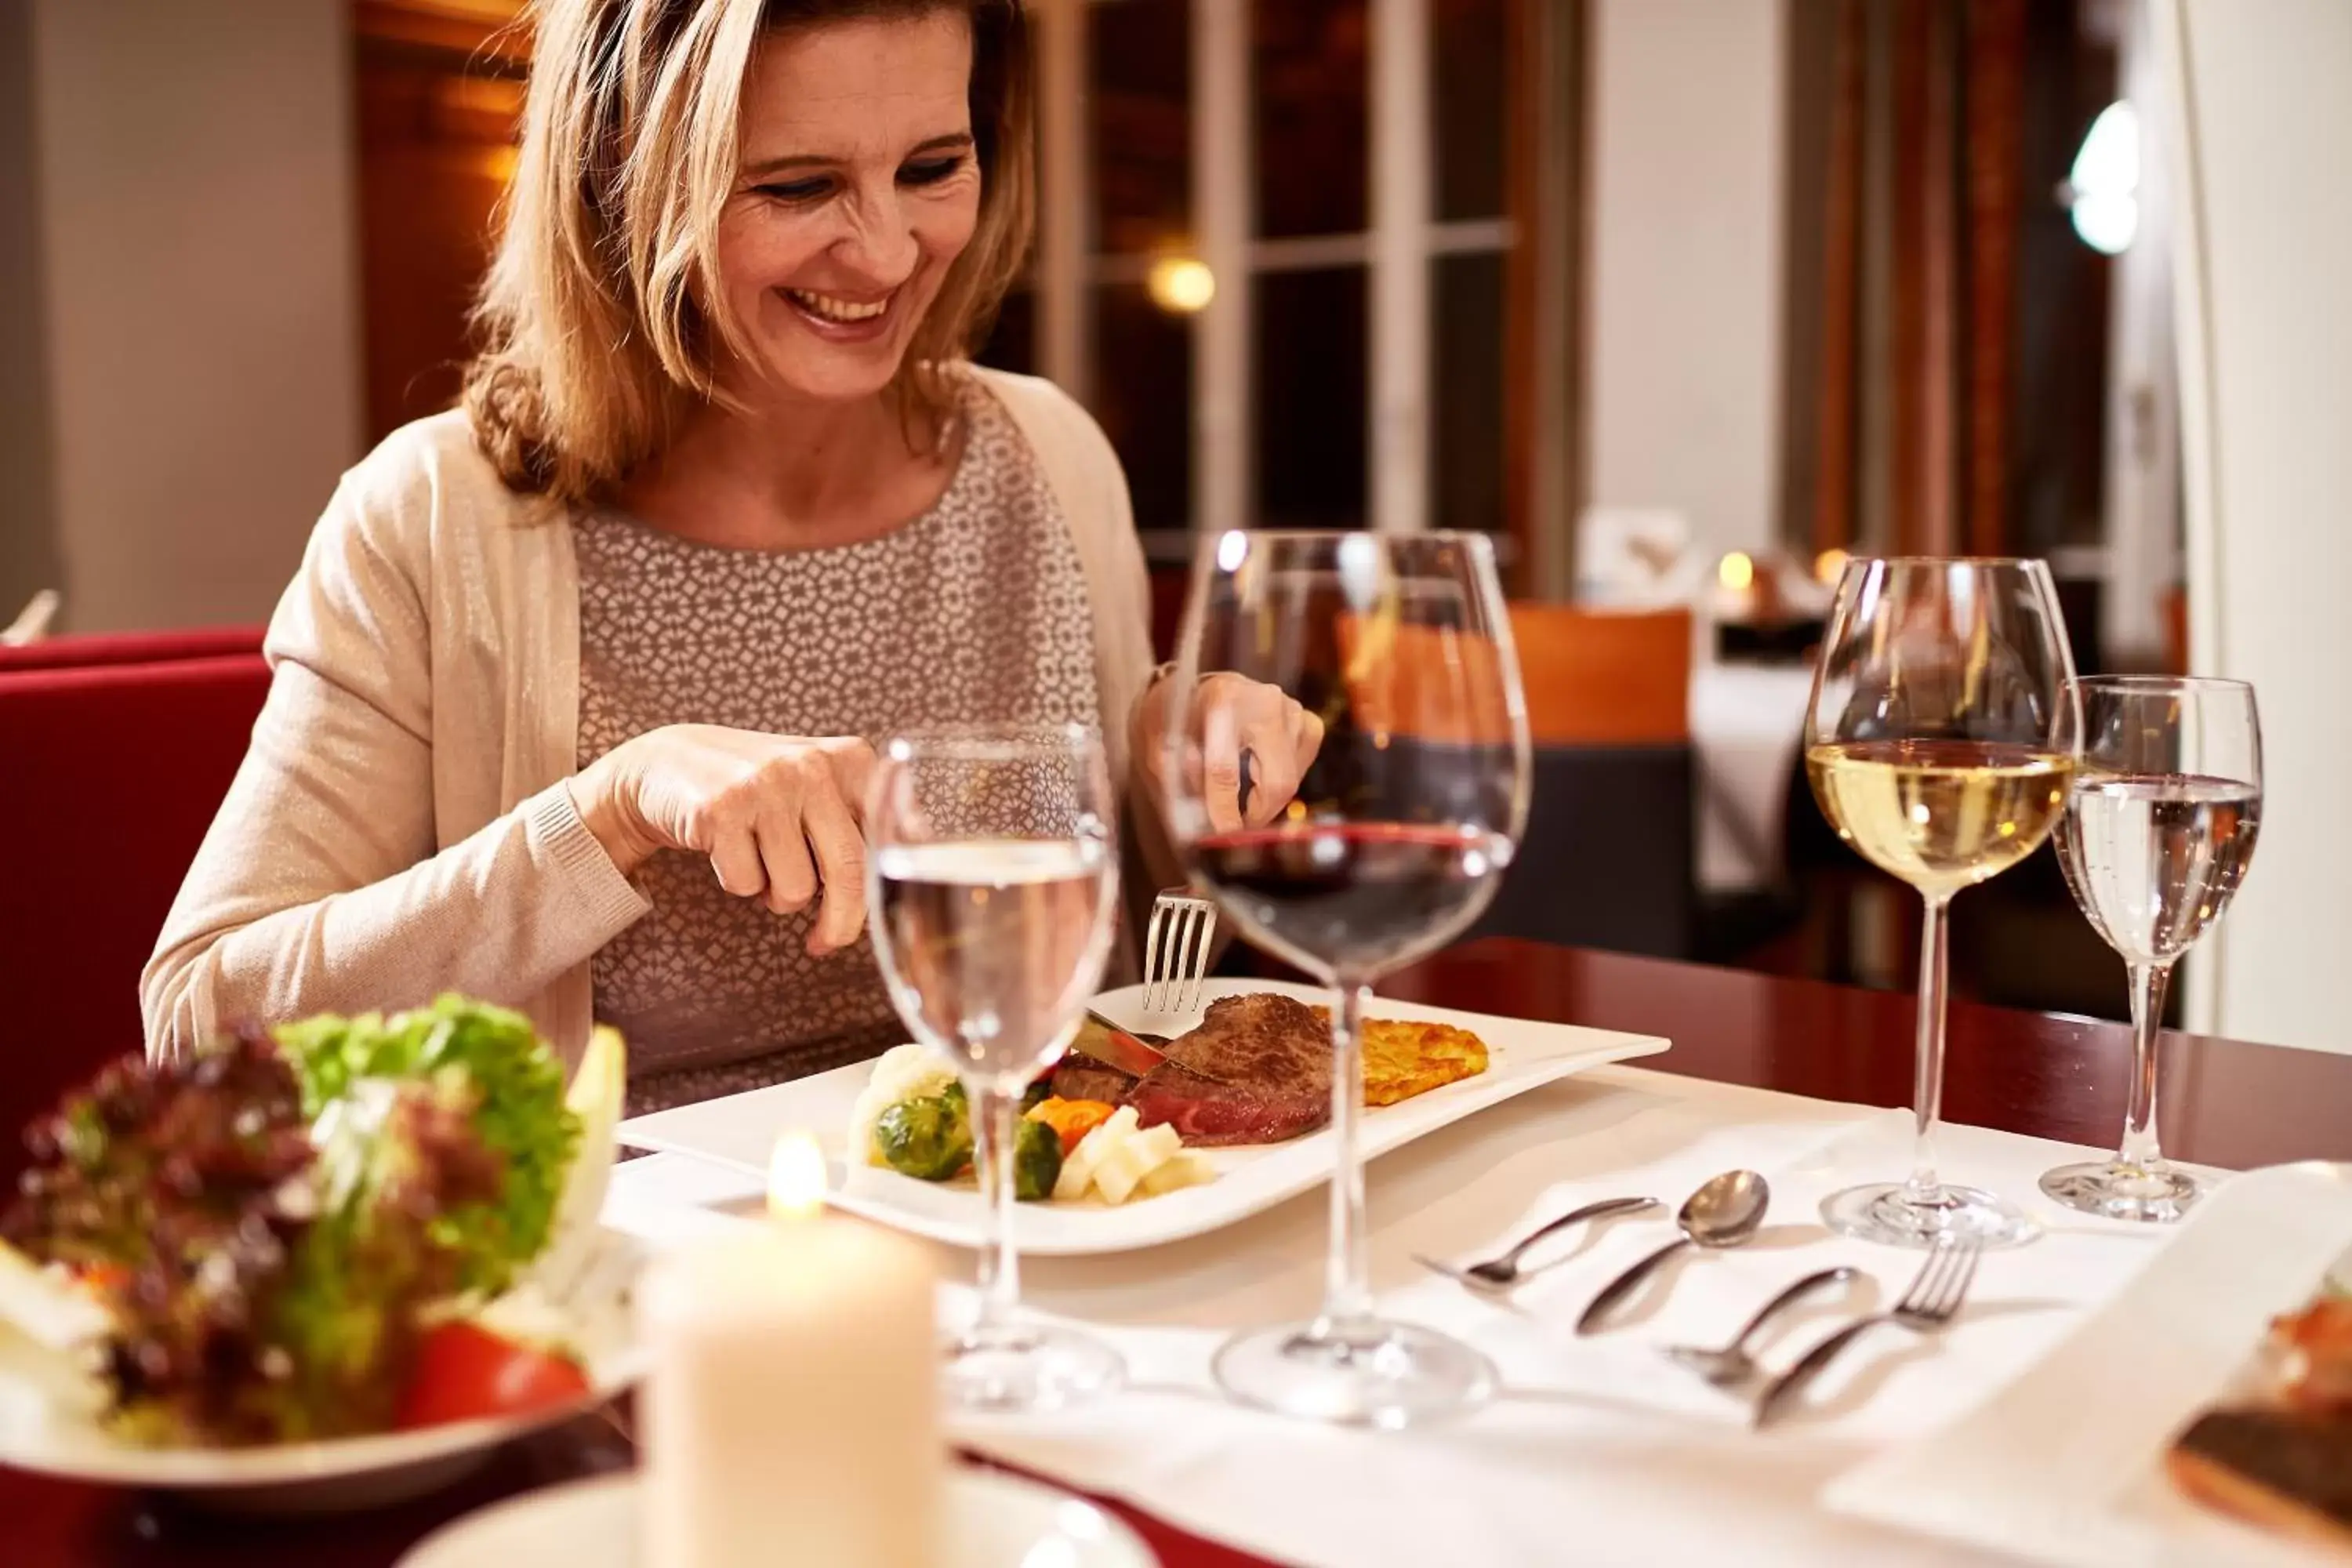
[1466,605,1696,957]
[1506,604,1692,746]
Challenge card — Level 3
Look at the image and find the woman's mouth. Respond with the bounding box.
[782,287,896,342]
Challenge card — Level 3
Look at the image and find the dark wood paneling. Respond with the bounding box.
[1962,0,2027,557]
[1809,0,1865,555]
[353,6,526,441]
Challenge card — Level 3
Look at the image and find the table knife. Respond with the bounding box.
[1070,1011,1232,1083]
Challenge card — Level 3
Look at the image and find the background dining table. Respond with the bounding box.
[7,936,2350,1568]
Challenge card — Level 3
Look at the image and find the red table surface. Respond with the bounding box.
[8,938,2350,1567]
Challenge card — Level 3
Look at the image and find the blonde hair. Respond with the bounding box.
[463,0,1034,503]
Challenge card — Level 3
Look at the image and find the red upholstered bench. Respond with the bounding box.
[0,624,265,673]
[0,648,270,1188]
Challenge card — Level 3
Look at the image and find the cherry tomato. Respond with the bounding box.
[395,1320,591,1430]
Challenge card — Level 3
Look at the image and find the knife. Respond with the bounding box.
[1070,1011,1232,1084]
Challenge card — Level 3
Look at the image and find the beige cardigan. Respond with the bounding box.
[143,368,1175,1069]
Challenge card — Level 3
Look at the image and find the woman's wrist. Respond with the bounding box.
[566,753,655,877]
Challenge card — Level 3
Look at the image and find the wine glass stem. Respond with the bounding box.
[1323,978,1374,1330]
[2118,959,2174,1173]
[1903,893,1953,1207]
[972,1082,1022,1339]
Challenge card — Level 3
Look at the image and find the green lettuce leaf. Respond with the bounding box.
[276,996,579,1296]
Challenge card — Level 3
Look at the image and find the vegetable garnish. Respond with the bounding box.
[848,1058,1214,1206]
[1026,1097,1118,1156]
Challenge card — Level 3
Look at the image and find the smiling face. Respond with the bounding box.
[712,12,982,411]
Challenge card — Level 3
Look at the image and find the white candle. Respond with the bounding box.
[639,1134,941,1568]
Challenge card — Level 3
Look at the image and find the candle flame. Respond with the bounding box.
[1718,551,1755,591]
[1814,547,1850,586]
[768,1132,828,1221]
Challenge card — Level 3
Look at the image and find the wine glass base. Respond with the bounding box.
[1210,1316,1496,1429]
[2039,1160,2202,1224]
[941,1323,1125,1414]
[1820,1181,2040,1250]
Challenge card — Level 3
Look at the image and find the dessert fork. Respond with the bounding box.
[1141,887,1217,1015]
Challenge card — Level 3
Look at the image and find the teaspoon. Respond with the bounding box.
[1575,1169,1769,1335]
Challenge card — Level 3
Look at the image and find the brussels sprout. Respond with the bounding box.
[1014,1116,1064,1202]
[874,1094,973,1181]
[1019,1077,1054,1115]
[942,1080,967,1113]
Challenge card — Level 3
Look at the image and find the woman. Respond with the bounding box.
[143,0,1316,1112]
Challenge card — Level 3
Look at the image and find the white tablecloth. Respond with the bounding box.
[604,1066,2216,1567]
[1690,663,1817,895]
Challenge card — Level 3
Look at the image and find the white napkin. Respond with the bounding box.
[608,1069,2213,1568]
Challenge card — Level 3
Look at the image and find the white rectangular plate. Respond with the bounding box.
[1824,1160,2352,1568]
[615,978,1668,1254]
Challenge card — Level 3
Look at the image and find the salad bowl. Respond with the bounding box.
[0,1226,646,1512]
[0,999,641,1513]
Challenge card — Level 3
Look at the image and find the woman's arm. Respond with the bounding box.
[141,469,649,1061]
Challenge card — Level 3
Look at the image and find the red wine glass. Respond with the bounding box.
[1159,530,1530,1426]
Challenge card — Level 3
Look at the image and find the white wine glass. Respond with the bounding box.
[1804,557,2081,1249]
[2042,677,2261,1222]
[1161,530,1530,1426]
[866,724,1123,1411]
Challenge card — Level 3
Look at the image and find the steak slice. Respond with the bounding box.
[1048,1059,1138,1105]
[1126,993,1332,1147]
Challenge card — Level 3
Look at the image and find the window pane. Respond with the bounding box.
[1092,283,1192,533]
[1255,0,1368,238]
[1432,252,1506,532]
[1256,267,1367,526]
[1092,0,1190,255]
[972,286,1034,376]
[1433,0,1508,222]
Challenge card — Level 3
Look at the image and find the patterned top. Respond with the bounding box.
[575,381,1102,1116]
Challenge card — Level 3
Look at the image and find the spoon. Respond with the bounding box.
[1574,1170,1769,1335]
[1413,1196,1660,1293]
[1660,1265,1858,1388]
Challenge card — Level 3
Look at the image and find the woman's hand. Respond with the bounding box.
[1135,671,1326,833]
[568,726,876,955]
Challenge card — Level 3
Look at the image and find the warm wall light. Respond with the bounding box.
[1717,551,1755,591]
[1146,256,1217,314]
[2063,101,2140,256]
[1814,547,1850,586]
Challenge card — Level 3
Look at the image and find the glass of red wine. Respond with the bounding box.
[1159,530,1530,1427]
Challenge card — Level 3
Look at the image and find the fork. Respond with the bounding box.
[1141,888,1218,1014]
[1751,1236,1981,1428]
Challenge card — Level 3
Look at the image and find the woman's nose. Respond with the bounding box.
[833,191,920,285]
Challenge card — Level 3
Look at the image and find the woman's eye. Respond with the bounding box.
[755,177,832,203]
[900,157,967,187]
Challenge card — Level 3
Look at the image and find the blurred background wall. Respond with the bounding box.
[2162,0,2352,1052]
[0,0,361,633]
[1584,0,1786,568]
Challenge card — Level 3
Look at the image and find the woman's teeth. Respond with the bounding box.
[787,289,889,324]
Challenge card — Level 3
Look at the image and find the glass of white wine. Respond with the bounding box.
[2041,677,2261,1222]
[865,724,1124,1411]
[1804,557,2081,1249]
